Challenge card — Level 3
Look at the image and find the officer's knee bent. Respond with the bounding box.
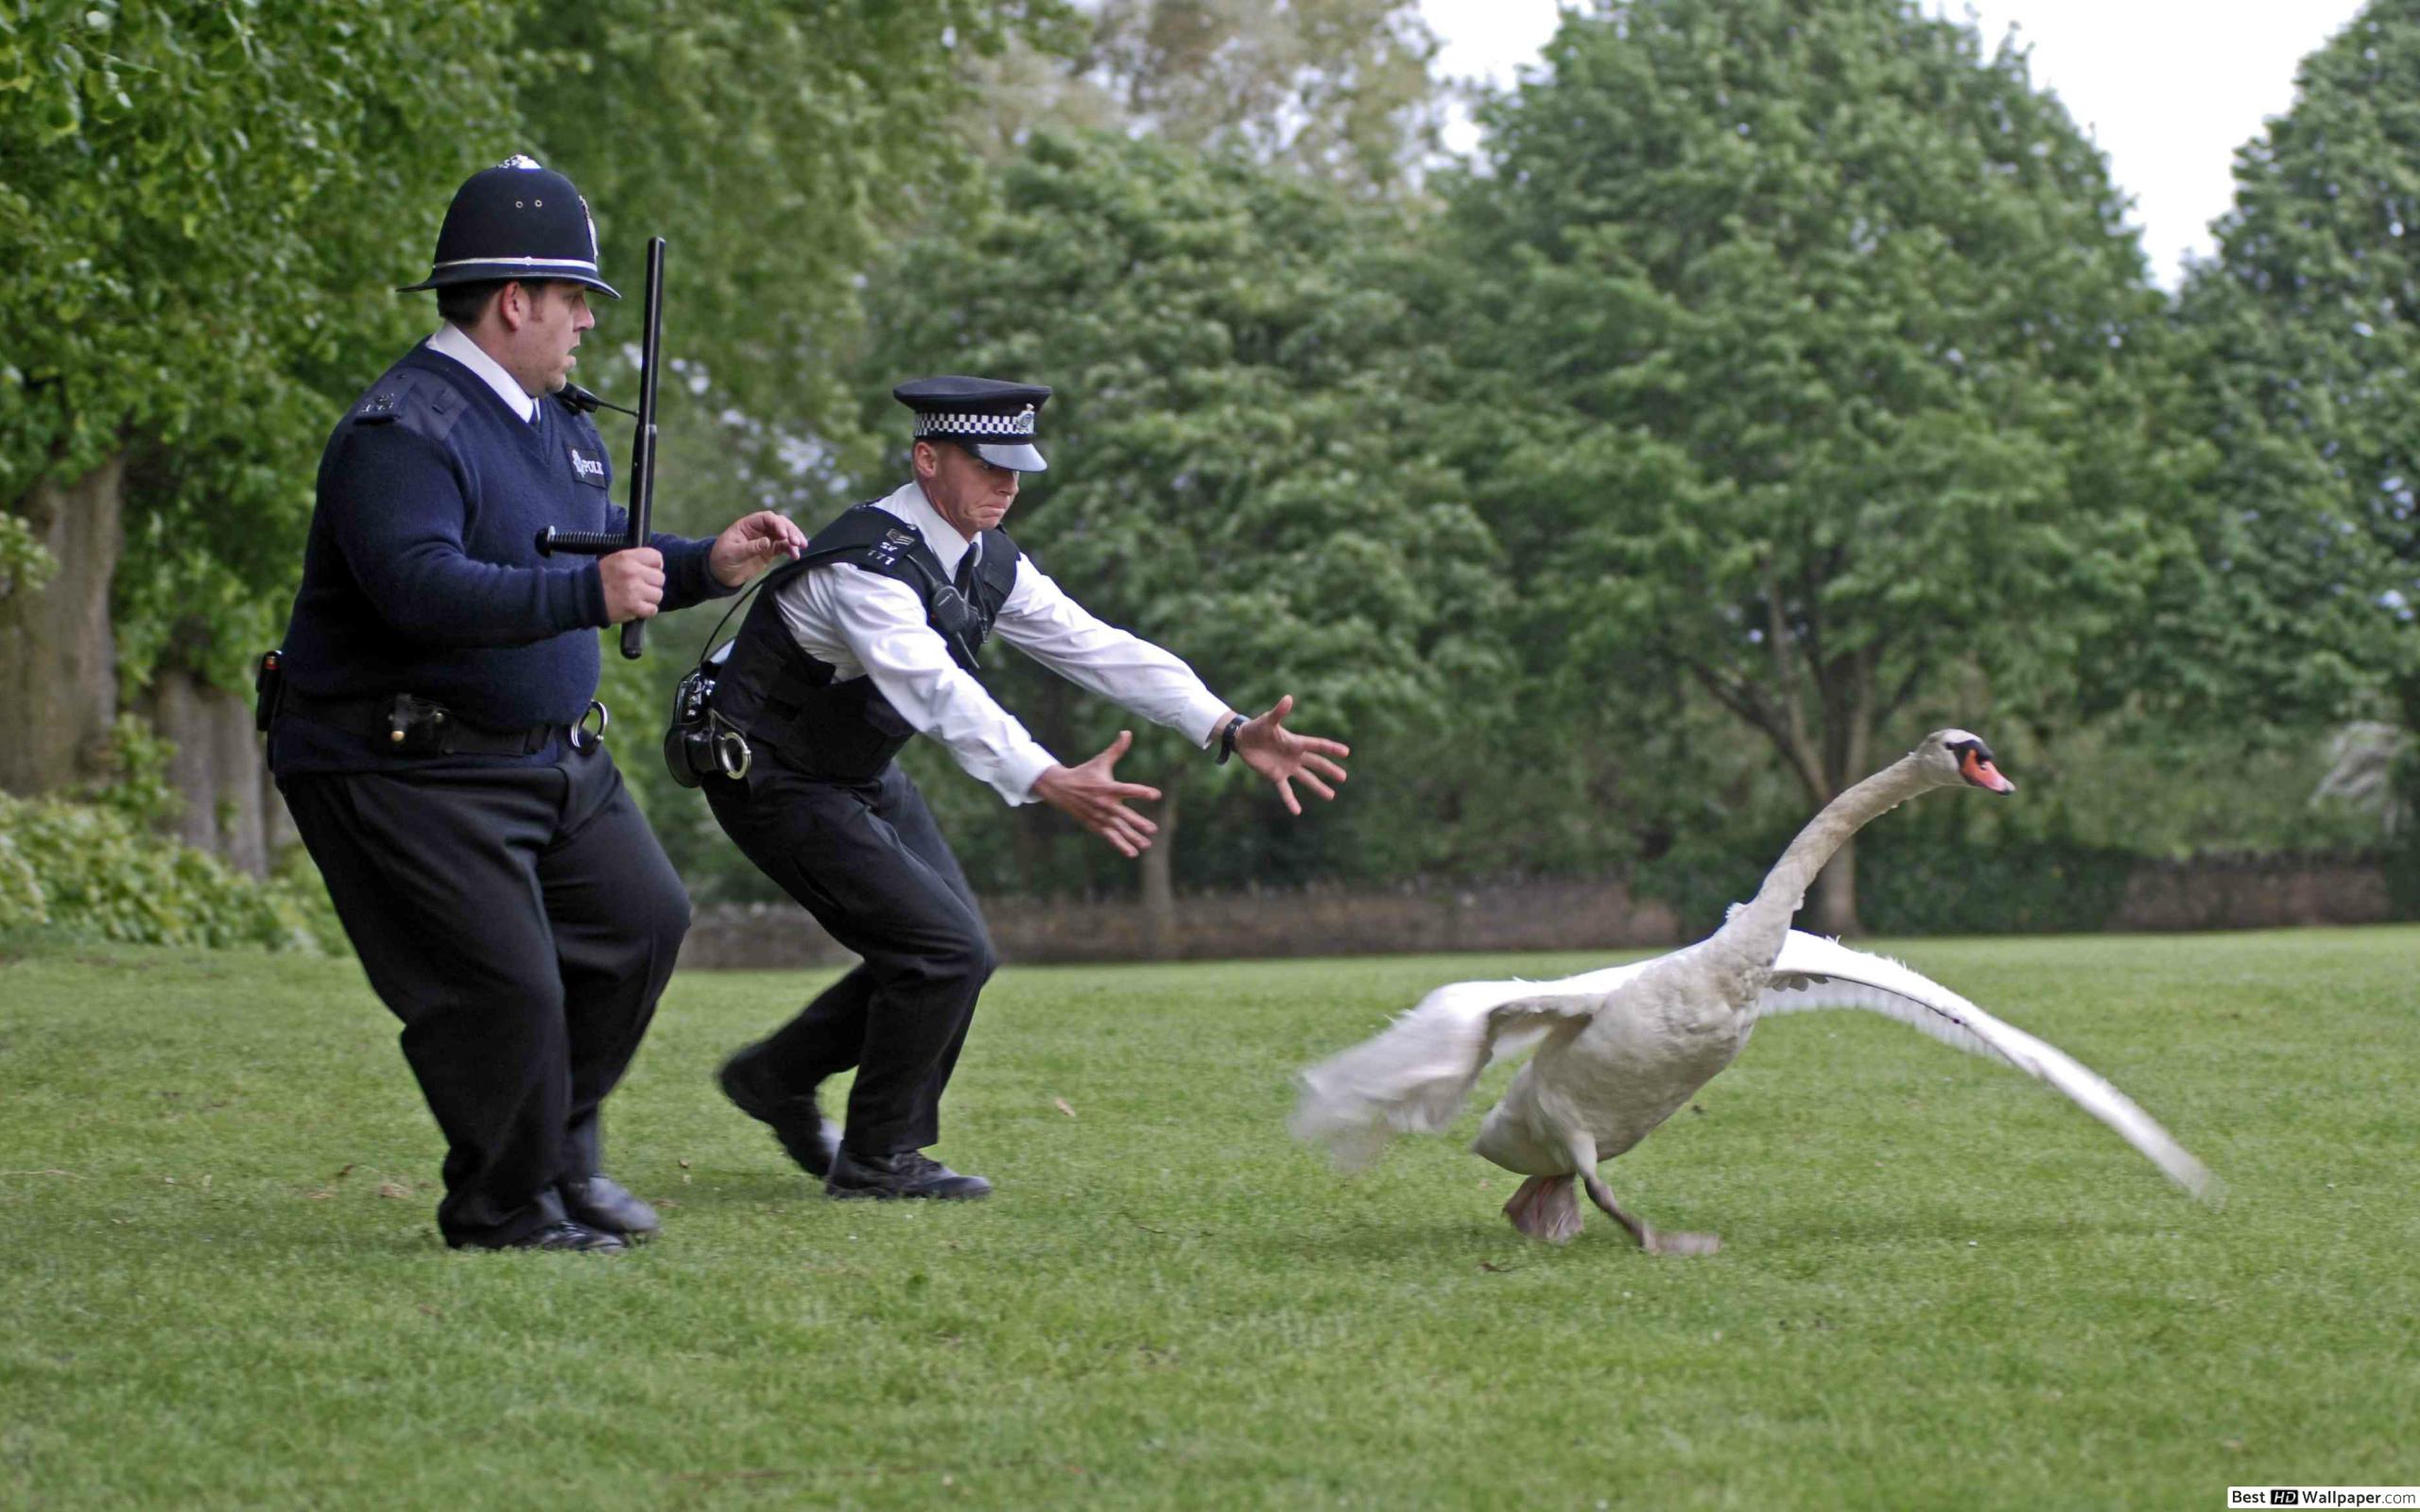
[933,930,996,988]
[654,884,695,953]
[622,875,691,957]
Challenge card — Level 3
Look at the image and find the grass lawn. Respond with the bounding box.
[1,927,2414,1509]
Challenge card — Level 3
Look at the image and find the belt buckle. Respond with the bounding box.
[569,698,610,752]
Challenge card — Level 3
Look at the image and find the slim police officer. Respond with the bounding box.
[706,377,1351,1199]
[269,156,806,1252]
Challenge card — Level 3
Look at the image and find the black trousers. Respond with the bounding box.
[280,743,689,1246]
[703,760,995,1156]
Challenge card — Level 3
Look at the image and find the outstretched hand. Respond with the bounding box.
[1030,730,1163,858]
[708,510,809,587]
[1231,695,1350,816]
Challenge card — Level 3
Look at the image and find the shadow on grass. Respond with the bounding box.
[1242,1212,1549,1264]
[1739,1201,2175,1253]
[661,1169,822,1205]
[159,1211,455,1260]
[1236,1193,2180,1267]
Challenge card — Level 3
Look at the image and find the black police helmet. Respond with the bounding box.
[397,155,620,299]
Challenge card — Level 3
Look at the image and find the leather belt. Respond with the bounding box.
[283,690,602,756]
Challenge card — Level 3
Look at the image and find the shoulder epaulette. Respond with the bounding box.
[352,370,469,441]
[354,375,417,426]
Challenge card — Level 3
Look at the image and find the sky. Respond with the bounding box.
[1419,0,2371,286]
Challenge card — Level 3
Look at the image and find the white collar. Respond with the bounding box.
[885,480,979,582]
[426,324,537,423]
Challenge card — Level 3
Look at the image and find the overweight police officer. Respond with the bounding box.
[705,377,1351,1200]
[268,156,806,1253]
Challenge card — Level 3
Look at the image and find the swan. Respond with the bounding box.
[1290,729,2216,1253]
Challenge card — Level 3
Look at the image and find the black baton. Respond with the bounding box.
[537,235,666,661]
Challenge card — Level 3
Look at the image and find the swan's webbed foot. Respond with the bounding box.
[1503,1175,1582,1244]
[1579,1170,1720,1258]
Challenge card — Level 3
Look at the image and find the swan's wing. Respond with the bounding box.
[1758,931,2217,1200]
[1290,958,1661,1171]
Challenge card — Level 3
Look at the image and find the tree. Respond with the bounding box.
[1431,0,2194,933]
[960,0,1443,198]
[2173,2,2420,752]
[846,129,1506,947]
[1,1,524,799]
[514,1,1074,493]
[1,1,1067,869]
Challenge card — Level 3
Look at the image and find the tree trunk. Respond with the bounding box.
[1806,835,1861,937]
[136,663,284,876]
[1139,778,1180,960]
[1801,686,1872,937]
[0,455,126,796]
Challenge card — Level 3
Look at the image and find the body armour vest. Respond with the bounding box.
[710,501,1021,782]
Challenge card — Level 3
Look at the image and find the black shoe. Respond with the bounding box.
[717,1048,842,1177]
[465,1220,627,1254]
[824,1148,992,1201]
[559,1175,659,1240]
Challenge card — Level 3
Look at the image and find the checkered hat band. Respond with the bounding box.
[914,411,1036,438]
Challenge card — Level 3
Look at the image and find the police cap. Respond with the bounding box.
[397,155,620,299]
[894,375,1052,472]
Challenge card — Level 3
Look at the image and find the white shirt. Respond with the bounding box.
[775,481,1233,804]
[426,324,537,422]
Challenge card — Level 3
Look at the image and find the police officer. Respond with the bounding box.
[269,156,807,1253]
[706,377,1351,1199]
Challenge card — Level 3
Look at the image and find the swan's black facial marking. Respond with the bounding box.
[1946,736,2015,794]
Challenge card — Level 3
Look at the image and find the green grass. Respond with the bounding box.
[2,929,2414,1510]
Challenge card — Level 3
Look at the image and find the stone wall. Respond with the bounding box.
[2114,853,2396,932]
[681,878,1685,971]
[678,855,2404,971]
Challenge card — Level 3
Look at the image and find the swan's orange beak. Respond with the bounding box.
[1961,748,2014,793]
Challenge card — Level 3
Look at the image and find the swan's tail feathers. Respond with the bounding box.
[1759,931,2220,1202]
[1504,1175,1583,1244]
[1289,978,1624,1172]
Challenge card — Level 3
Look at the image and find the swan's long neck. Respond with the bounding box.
[1712,755,1937,966]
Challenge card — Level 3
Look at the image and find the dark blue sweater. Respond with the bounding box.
[271,341,729,775]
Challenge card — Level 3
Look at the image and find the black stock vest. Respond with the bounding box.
[710,502,1021,782]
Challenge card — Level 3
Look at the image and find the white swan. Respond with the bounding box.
[1290,729,2216,1253]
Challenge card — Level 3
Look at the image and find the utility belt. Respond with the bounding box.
[259,652,608,757]
[664,644,752,786]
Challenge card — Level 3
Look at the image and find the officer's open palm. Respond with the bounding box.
[1031,730,1163,858]
[1234,694,1350,816]
[599,547,665,623]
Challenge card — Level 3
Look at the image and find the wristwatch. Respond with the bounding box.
[1214,713,1246,765]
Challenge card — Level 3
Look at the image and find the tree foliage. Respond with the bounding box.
[1,1,1070,693]
[516,0,1074,510]
[1,0,525,686]
[837,129,1505,895]
[0,717,340,951]
[2174,1,2420,735]
[1429,0,2193,930]
[960,0,1443,198]
[9,0,2411,942]
[1088,0,1442,193]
